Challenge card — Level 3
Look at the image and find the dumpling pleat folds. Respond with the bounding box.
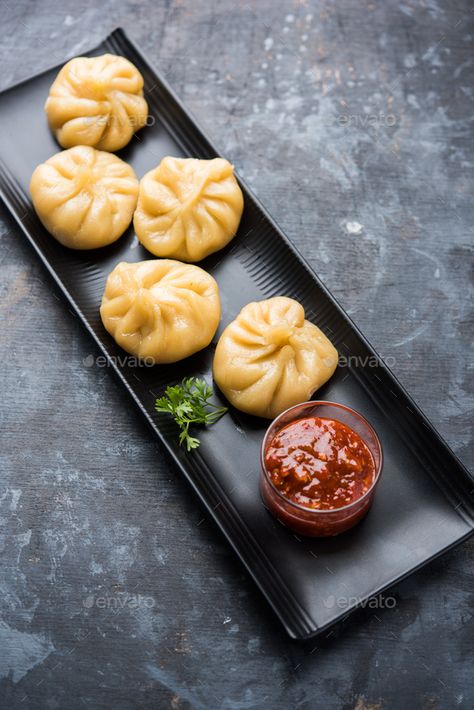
[213,297,338,418]
[100,260,221,365]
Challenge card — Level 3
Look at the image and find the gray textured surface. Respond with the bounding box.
[1,1,473,709]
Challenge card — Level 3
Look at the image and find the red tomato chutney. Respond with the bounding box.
[265,417,375,510]
[260,412,381,537]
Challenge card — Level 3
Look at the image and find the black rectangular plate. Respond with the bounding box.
[1,28,473,640]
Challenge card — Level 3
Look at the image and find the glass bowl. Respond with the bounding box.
[259,401,383,537]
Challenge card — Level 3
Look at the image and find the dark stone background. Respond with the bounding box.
[1,1,473,708]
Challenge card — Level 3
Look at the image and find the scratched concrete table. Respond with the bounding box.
[1,2,473,709]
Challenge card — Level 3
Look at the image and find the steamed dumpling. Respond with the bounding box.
[45,54,148,151]
[100,260,221,364]
[133,157,244,262]
[30,146,138,249]
[213,297,338,418]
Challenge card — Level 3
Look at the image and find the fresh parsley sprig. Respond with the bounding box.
[155,377,228,452]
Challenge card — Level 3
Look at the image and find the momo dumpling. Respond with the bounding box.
[100,260,221,364]
[213,297,338,418]
[45,54,148,151]
[30,146,138,249]
[133,156,244,262]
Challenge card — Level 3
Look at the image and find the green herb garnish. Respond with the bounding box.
[155,377,228,452]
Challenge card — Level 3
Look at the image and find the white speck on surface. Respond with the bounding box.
[223,616,232,624]
[345,221,363,234]
[285,14,295,23]
[90,561,104,575]
[283,26,289,34]
[407,94,420,109]
[264,37,273,51]
[434,268,440,278]
[404,53,417,69]
[64,15,74,26]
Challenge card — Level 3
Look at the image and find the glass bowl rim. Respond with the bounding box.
[260,400,384,515]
